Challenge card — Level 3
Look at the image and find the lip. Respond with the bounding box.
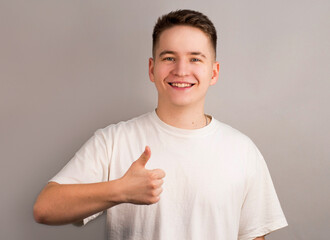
[166,81,196,86]
[167,81,196,89]
[167,81,196,84]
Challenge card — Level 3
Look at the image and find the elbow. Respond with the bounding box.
[33,201,49,224]
[34,182,59,224]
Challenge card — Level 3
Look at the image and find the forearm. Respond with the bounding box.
[33,180,123,225]
[34,147,165,225]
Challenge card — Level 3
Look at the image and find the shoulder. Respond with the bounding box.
[212,119,267,178]
[94,111,153,139]
[212,118,256,149]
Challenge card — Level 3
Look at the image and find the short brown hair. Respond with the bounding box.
[152,9,217,58]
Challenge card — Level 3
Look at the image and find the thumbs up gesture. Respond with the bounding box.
[119,146,166,205]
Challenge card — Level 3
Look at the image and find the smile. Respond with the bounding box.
[168,82,195,88]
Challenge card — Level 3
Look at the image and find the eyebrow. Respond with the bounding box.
[159,50,207,59]
[190,52,207,59]
[159,50,175,57]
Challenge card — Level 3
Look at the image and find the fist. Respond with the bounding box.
[120,146,166,205]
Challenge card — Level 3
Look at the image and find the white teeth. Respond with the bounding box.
[170,83,193,88]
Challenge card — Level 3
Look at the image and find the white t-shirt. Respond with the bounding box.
[50,110,288,240]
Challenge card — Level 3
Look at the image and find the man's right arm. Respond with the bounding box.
[33,180,123,225]
[33,146,165,225]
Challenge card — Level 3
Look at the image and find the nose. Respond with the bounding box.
[171,59,189,77]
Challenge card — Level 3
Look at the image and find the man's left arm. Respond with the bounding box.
[238,143,288,240]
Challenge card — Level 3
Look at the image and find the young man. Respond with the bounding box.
[34,9,287,240]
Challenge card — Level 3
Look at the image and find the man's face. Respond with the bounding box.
[149,25,219,109]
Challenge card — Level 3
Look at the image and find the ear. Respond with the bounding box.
[210,61,220,86]
[149,58,155,82]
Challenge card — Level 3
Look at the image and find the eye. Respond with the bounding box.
[163,57,175,62]
[191,58,201,62]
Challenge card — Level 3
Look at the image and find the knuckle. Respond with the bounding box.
[145,199,152,205]
[150,197,160,204]
[150,182,157,189]
[157,170,165,179]
[150,172,158,179]
[151,187,162,197]
[146,197,157,204]
[151,190,158,197]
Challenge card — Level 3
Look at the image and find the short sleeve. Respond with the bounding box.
[49,129,111,224]
[238,144,288,240]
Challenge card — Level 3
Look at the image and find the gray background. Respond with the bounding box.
[1,0,329,239]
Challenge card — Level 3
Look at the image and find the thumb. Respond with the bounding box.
[136,146,151,167]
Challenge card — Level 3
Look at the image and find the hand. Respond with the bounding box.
[120,146,166,205]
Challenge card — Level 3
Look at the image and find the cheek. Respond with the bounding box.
[193,67,212,81]
[154,65,171,80]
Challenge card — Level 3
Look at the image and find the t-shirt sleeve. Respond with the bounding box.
[49,128,111,225]
[238,143,288,240]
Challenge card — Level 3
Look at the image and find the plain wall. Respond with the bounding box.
[1,0,329,239]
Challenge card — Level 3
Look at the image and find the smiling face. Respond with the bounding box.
[149,25,219,110]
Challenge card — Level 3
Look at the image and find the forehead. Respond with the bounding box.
[156,25,213,57]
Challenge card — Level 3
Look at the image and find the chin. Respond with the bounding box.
[170,99,198,108]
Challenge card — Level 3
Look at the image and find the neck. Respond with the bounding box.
[155,104,209,130]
